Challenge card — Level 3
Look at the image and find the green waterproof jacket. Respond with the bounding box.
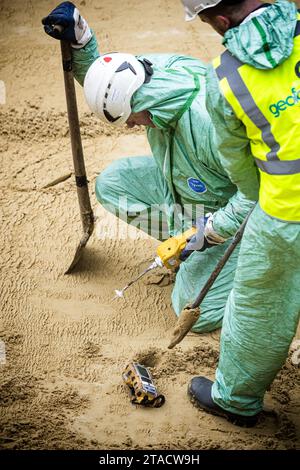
[71,35,258,238]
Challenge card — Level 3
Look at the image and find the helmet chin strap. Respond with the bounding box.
[138,58,154,84]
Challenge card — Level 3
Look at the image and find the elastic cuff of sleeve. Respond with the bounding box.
[71,28,92,49]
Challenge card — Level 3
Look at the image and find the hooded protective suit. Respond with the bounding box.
[205,0,300,416]
[71,34,257,333]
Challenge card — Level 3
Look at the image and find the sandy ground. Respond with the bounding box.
[0,0,299,450]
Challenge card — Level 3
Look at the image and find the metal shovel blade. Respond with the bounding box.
[65,215,94,274]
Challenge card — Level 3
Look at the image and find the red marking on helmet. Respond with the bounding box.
[104,57,112,63]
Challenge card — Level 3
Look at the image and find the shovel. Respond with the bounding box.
[168,206,255,349]
[59,40,94,274]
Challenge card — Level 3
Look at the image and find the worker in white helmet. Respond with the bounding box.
[180,0,300,427]
[42,2,258,335]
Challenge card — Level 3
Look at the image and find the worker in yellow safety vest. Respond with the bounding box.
[180,0,300,427]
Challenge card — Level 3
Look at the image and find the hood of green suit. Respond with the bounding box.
[223,0,298,70]
[131,54,204,129]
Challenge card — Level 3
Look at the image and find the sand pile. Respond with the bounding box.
[0,0,299,450]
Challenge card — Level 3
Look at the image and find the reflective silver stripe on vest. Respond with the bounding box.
[215,19,300,176]
[216,51,280,162]
[215,50,242,81]
[255,157,300,175]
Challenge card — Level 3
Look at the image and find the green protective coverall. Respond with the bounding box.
[71,36,258,333]
[205,0,300,416]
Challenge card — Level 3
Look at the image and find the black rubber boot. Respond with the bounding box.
[188,376,259,428]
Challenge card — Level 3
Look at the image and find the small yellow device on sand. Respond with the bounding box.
[122,362,165,408]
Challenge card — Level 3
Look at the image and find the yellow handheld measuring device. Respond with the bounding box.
[122,362,165,408]
[113,227,197,300]
[156,226,197,270]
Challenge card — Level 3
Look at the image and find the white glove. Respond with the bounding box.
[204,213,228,245]
[71,7,92,49]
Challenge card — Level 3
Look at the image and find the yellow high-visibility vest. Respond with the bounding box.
[213,12,300,222]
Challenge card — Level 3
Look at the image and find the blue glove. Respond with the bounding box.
[42,2,92,48]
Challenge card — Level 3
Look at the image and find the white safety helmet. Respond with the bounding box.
[84,53,146,126]
[181,0,223,21]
